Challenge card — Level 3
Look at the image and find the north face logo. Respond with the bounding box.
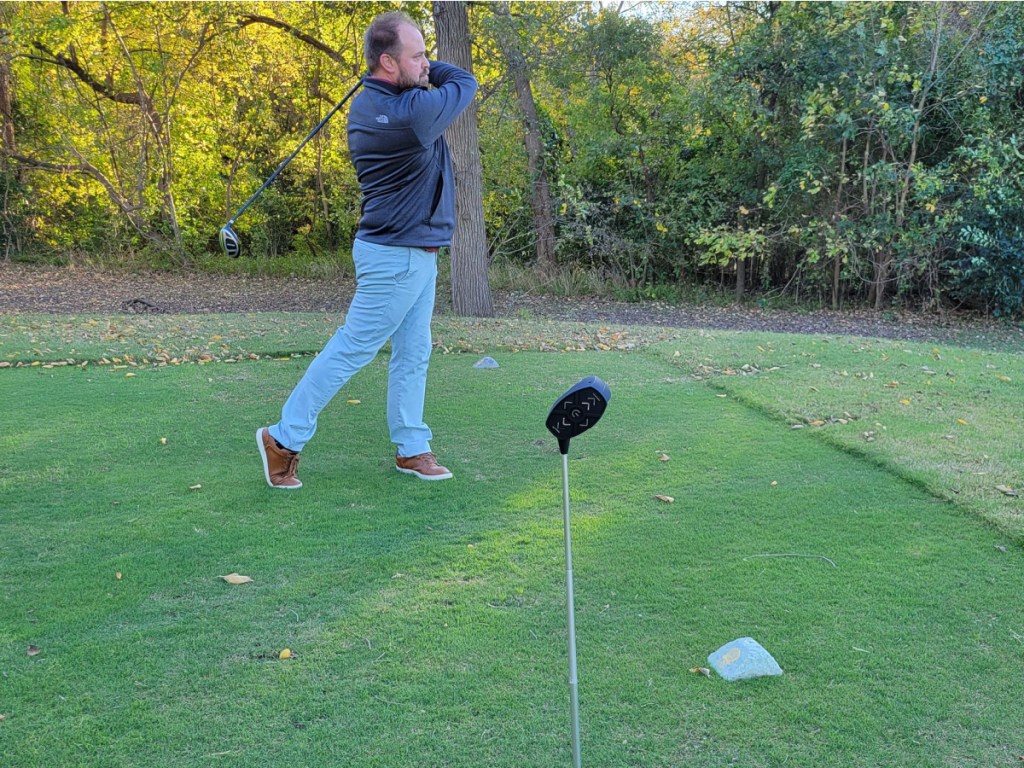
[375,114,389,124]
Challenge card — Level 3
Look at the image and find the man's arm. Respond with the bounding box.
[409,60,478,146]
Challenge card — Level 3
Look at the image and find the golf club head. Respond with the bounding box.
[545,375,611,455]
[219,223,241,258]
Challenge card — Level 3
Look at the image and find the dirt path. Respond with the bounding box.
[1,263,1021,349]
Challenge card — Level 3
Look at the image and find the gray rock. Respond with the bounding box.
[708,637,783,681]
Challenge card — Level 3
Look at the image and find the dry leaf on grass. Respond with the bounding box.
[995,485,1019,497]
[653,495,675,503]
[689,666,711,678]
[27,645,41,657]
[658,454,670,462]
[279,648,293,659]
[220,573,253,585]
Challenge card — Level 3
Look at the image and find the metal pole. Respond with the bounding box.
[561,452,582,768]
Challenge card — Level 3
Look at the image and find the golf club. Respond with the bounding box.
[219,77,364,258]
[545,375,612,768]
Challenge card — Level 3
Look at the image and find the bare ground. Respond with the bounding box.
[1,263,1022,349]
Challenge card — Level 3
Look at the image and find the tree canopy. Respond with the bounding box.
[2,2,1021,316]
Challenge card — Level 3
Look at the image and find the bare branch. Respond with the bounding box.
[30,41,154,112]
[237,14,343,64]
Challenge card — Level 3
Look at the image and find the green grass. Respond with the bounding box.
[1,314,1023,767]
[651,330,1024,539]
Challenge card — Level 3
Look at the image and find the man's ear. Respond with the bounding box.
[379,51,398,76]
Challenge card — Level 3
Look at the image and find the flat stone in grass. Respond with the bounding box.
[708,637,783,681]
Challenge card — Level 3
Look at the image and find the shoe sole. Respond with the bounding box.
[257,428,302,489]
[395,465,453,481]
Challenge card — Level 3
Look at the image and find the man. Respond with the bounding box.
[257,11,478,489]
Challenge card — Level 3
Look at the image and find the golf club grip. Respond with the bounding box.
[226,78,364,226]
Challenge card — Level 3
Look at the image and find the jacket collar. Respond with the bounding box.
[365,77,402,95]
[364,77,428,96]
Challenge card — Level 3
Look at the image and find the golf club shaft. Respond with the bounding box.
[562,453,582,768]
[226,78,363,227]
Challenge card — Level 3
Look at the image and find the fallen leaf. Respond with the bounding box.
[27,645,41,657]
[189,484,202,490]
[996,375,1011,382]
[995,545,1007,553]
[957,418,968,425]
[689,666,712,678]
[653,495,675,503]
[658,454,670,462]
[346,399,361,405]
[279,648,292,660]
[808,419,825,427]
[899,398,911,405]
[159,437,167,445]
[220,573,254,585]
[115,571,123,580]
[0,713,6,721]
[995,485,1019,497]
[770,480,778,487]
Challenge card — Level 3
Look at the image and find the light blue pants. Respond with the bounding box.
[269,239,438,458]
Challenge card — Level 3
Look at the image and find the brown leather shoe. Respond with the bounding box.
[395,452,453,481]
[257,428,302,489]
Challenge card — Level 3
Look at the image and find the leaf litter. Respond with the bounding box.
[220,573,254,585]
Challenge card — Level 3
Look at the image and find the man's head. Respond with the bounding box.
[364,11,429,90]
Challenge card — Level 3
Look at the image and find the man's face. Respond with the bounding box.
[388,24,429,90]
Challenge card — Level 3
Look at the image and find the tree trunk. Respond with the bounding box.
[831,137,848,310]
[433,0,493,318]
[494,3,558,277]
[872,251,891,310]
[0,44,14,157]
[510,59,558,277]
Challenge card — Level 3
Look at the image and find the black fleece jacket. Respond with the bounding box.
[347,60,478,248]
